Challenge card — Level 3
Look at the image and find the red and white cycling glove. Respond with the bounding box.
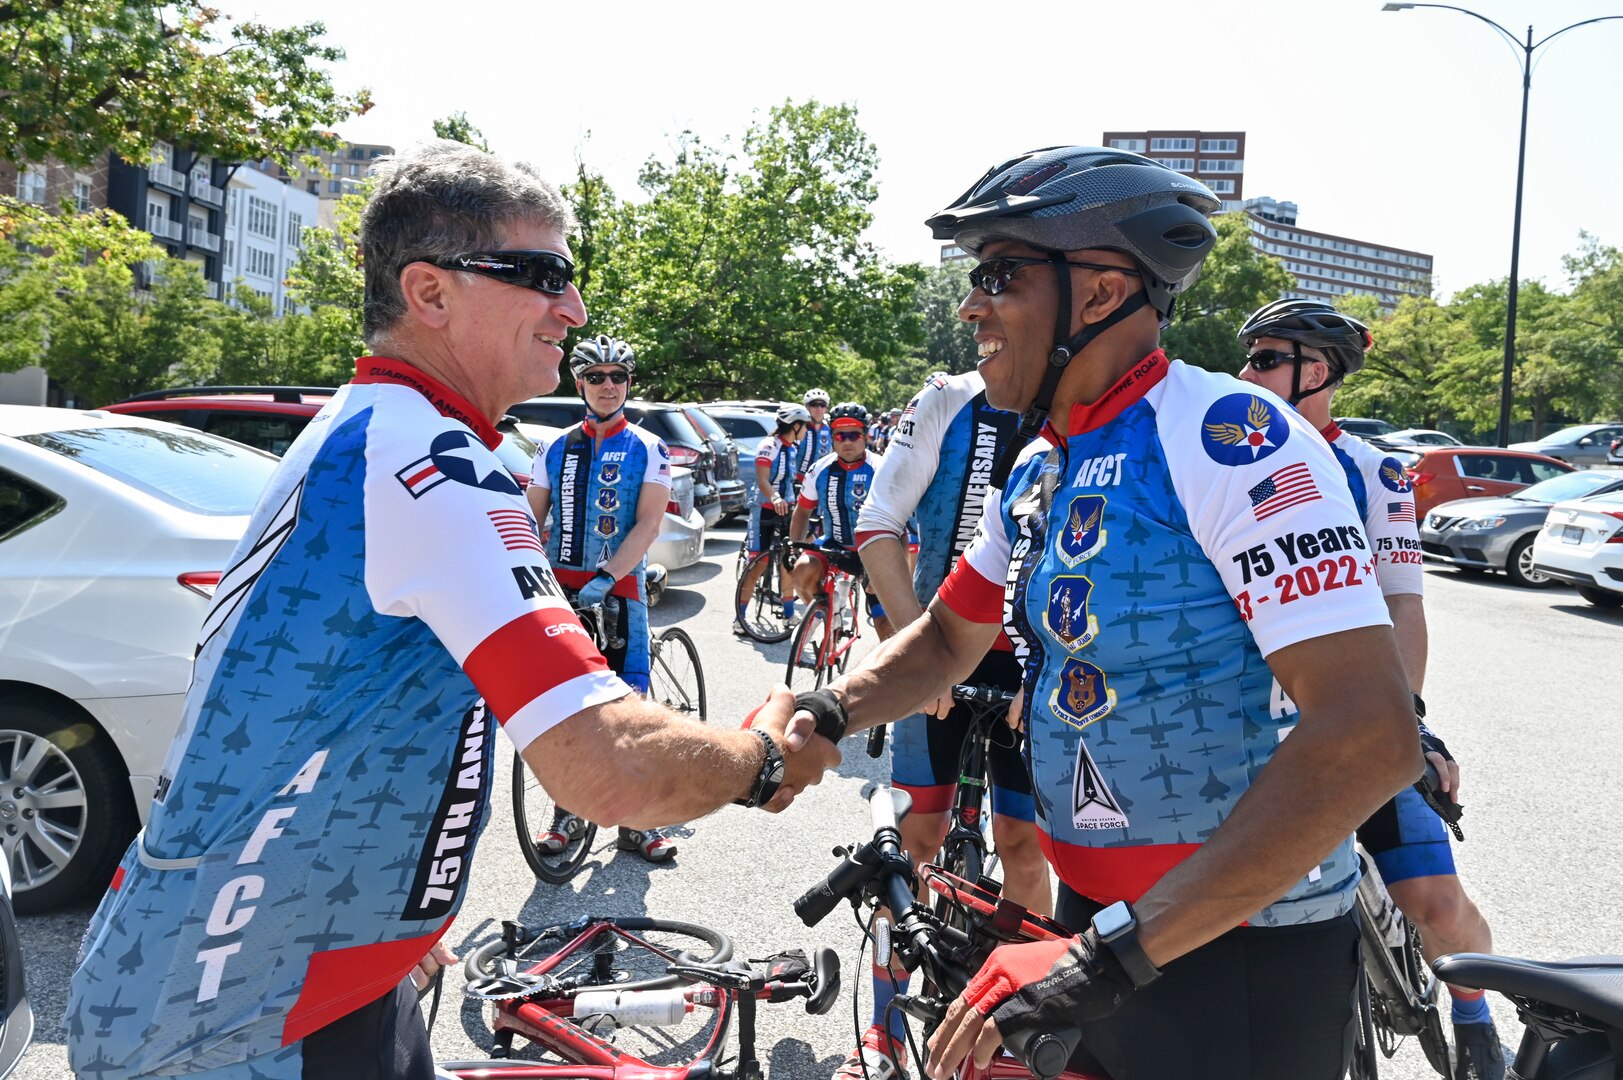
[963,930,1135,1035]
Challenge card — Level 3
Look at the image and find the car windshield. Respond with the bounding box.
[1510,471,1620,504]
[22,424,277,515]
[646,407,704,447]
[684,407,728,445]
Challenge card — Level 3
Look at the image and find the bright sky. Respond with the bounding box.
[218,0,1623,299]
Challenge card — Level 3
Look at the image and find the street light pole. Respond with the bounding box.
[1382,4,1623,447]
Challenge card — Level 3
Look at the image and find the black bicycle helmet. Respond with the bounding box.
[569,335,636,378]
[926,146,1219,322]
[829,402,869,426]
[1238,299,1372,379]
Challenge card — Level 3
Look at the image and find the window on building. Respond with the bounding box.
[1150,137,1196,152]
[246,196,277,239]
[16,167,46,204]
[1153,157,1194,171]
[146,201,167,231]
[1207,179,1235,194]
[151,141,172,169]
[287,211,304,249]
[1199,138,1239,153]
[245,245,277,279]
[1108,138,1147,152]
[328,179,342,194]
[349,147,364,160]
[1198,159,1244,173]
[224,239,233,268]
[370,148,385,158]
[308,180,319,194]
[347,162,359,177]
[71,174,93,211]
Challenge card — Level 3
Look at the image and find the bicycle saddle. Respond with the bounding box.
[1435,953,1623,1030]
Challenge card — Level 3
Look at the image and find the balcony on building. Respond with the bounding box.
[188,226,221,253]
[149,164,186,192]
[190,174,224,206]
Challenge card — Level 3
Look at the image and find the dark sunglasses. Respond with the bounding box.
[1244,348,1306,372]
[581,370,630,385]
[431,250,575,295]
[832,430,865,443]
[968,255,1142,296]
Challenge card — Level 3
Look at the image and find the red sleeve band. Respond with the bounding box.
[937,562,1004,625]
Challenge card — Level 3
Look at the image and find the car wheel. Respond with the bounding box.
[1504,536,1553,588]
[1576,585,1623,609]
[0,696,137,914]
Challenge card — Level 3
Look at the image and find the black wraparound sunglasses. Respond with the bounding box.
[431,250,575,295]
[582,370,630,385]
[1244,348,1308,372]
[968,255,1142,296]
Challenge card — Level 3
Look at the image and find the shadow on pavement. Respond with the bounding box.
[670,560,722,585]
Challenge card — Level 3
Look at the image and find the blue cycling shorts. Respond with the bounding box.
[1356,784,1456,884]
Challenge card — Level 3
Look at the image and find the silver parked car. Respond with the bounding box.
[1509,422,1623,466]
[1419,469,1623,587]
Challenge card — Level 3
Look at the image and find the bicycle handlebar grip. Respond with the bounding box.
[866,724,886,759]
[1003,1026,1081,1080]
[794,842,881,927]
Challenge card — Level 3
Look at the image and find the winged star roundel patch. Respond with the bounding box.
[427,430,522,496]
[1377,457,1412,493]
[1200,394,1290,466]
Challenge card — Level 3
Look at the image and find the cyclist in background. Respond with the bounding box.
[788,402,892,639]
[1236,298,1505,1080]
[735,403,811,635]
[796,387,833,481]
[528,335,680,864]
[782,146,1419,1080]
[851,368,1048,1080]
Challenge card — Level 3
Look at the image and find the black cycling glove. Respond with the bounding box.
[793,689,848,743]
[1413,710,1464,841]
[979,929,1135,1038]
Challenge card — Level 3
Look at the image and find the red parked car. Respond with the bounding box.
[1399,446,1575,518]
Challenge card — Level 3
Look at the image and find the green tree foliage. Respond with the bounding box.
[0,0,369,169]
[572,100,923,402]
[45,259,220,404]
[0,195,162,373]
[283,186,368,379]
[1330,294,1469,429]
[431,112,491,153]
[914,263,979,377]
[1161,213,1294,372]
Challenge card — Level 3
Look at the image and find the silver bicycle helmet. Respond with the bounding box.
[569,335,636,378]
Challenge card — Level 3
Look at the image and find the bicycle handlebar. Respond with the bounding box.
[796,784,1079,1080]
[951,684,1016,707]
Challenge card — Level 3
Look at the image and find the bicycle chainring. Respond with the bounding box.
[464,964,565,1002]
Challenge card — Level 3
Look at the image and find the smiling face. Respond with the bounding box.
[442,218,587,411]
[577,365,631,418]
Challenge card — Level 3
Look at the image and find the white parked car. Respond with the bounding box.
[1530,488,1623,608]
[0,406,277,911]
[1379,428,1463,448]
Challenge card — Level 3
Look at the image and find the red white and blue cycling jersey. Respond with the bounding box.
[938,351,1391,926]
[794,421,834,480]
[797,449,876,549]
[756,436,798,506]
[67,359,630,1078]
[1323,422,1424,597]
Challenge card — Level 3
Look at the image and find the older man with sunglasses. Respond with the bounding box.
[1236,299,1505,1080]
[66,140,838,1080]
[527,335,685,863]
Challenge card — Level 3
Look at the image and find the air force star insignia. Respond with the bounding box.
[1200,394,1289,466]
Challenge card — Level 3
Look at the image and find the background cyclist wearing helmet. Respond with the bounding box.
[529,336,681,863]
[736,403,811,635]
[1237,298,1505,1080]
[796,387,834,480]
[787,403,893,639]
[780,146,1419,1080]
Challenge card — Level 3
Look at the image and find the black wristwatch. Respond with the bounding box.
[1091,901,1161,990]
[733,728,785,809]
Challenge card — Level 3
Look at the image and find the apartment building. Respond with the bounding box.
[1101,130,1247,210]
[106,140,230,298]
[252,137,394,226]
[1243,196,1433,312]
[220,166,320,314]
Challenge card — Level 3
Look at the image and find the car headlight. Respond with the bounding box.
[1456,517,1506,531]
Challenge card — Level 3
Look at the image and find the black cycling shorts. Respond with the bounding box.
[747,505,785,554]
[891,649,1035,821]
[300,977,434,1079]
[1054,885,1360,1080]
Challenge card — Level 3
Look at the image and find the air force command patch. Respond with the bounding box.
[1049,658,1117,731]
[1055,495,1106,566]
[1200,394,1289,466]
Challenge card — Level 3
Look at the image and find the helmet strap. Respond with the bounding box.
[577,380,626,425]
[991,260,1149,488]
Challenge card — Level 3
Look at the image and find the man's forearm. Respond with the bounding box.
[527,695,762,827]
[1133,626,1418,967]
[860,536,925,628]
[830,603,997,732]
[1385,592,1427,693]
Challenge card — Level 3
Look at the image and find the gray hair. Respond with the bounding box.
[361,139,577,339]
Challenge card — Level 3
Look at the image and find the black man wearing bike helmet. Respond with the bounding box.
[777,147,1420,1080]
[529,335,681,863]
[1238,299,1505,1079]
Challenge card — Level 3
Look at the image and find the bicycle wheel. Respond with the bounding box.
[785,600,832,689]
[1350,969,1380,1080]
[733,550,793,643]
[512,751,597,883]
[650,627,707,721]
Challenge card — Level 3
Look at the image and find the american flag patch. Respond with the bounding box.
[1248,462,1320,521]
[488,509,544,554]
[1388,501,1415,523]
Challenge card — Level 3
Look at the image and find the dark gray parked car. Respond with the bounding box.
[1509,423,1623,466]
[1419,469,1623,586]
